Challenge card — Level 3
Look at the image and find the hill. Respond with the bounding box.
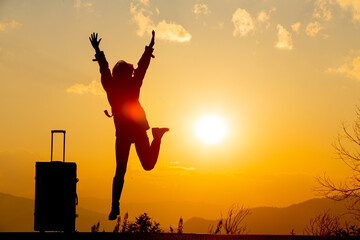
[0,192,223,232]
[0,192,357,234]
[0,192,112,232]
[183,198,355,234]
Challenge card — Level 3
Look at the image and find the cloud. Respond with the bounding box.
[137,0,149,6]
[257,10,270,23]
[67,80,105,95]
[336,0,360,22]
[313,0,333,21]
[291,22,301,33]
[74,0,92,8]
[130,3,153,37]
[257,8,275,22]
[0,20,22,32]
[306,21,323,36]
[156,20,192,42]
[170,166,196,171]
[130,3,192,42]
[193,3,210,15]
[327,54,360,81]
[232,8,255,37]
[168,161,195,171]
[275,24,293,50]
[257,8,275,29]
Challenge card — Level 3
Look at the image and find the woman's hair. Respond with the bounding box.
[112,60,134,79]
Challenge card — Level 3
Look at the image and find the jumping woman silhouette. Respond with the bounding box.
[90,31,169,220]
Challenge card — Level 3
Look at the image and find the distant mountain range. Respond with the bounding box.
[0,192,110,232]
[183,198,355,235]
[0,192,356,234]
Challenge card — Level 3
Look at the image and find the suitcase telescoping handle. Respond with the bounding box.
[51,130,66,162]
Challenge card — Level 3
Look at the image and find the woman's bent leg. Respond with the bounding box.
[135,128,168,171]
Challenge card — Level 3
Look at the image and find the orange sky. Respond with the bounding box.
[1,0,360,218]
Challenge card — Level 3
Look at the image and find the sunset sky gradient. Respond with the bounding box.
[1,0,360,218]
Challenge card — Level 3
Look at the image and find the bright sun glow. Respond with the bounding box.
[195,115,228,144]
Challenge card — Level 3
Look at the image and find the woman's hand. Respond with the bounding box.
[89,32,102,52]
[149,30,155,48]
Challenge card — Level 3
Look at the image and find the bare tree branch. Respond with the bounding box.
[304,210,341,236]
[317,108,360,220]
[223,204,250,235]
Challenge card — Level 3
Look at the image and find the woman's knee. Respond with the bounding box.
[142,162,154,171]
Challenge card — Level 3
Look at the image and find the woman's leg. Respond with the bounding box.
[109,136,131,220]
[134,128,169,171]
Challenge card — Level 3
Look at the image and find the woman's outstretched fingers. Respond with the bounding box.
[149,30,155,48]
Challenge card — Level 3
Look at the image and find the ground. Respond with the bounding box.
[0,233,357,240]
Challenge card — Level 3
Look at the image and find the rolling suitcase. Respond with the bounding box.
[34,130,78,232]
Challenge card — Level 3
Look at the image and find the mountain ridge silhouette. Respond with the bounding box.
[0,192,356,234]
[184,198,355,234]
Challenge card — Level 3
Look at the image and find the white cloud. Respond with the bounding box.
[217,22,225,28]
[169,161,195,171]
[336,0,360,22]
[306,21,323,36]
[74,0,81,8]
[291,22,301,33]
[193,3,210,15]
[0,20,22,32]
[74,0,92,8]
[130,3,153,37]
[327,54,360,81]
[67,80,105,95]
[257,8,275,22]
[83,2,93,7]
[137,0,149,6]
[130,3,192,42]
[313,0,333,21]
[257,10,270,23]
[156,20,192,42]
[257,8,275,29]
[275,24,293,50]
[169,166,196,171]
[232,8,255,37]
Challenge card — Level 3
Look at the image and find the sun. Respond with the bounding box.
[195,115,228,144]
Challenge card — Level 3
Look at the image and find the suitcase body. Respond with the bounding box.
[34,130,78,232]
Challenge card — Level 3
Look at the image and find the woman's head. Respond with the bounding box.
[112,60,134,79]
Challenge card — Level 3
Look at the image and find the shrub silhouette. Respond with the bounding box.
[113,216,121,233]
[304,210,360,236]
[91,222,101,232]
[209,204,250,235]
[91,212,162,233]
[177,217,183,233]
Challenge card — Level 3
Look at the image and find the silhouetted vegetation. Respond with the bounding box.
[113,216,121,233]
[317,108,360,219]
[177,217,183,233]
[304,210,360,236]
[209,217,223,234]
[91,212,162,233]
[304,210,341,236]
[132,213,161,233]
[209,204,250,235]
[91,222,101,233]
[90,222,99,233]
[334,224,360,236]
[121,212,129,233]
